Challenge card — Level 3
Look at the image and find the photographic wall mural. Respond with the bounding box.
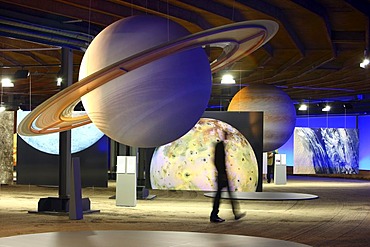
[294,127,359,174]
[0,111,14,185]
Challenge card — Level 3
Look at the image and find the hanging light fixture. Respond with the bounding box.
[360,50,369,69]
[298,103,308,111]
[57,77,62,86]
[322,105,331,112]
[221,74,236,84]
[360,58,369,68]
[1,78,14,87]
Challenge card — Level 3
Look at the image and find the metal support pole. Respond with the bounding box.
[58,48,73,199]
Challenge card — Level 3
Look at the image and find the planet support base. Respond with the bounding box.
[28,197,100,215]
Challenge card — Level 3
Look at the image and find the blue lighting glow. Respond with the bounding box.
[281,116,370,171]
[277,135,294,166]
[359,116,370,170]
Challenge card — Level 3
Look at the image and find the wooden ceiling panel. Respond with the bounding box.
[0,0,369,114]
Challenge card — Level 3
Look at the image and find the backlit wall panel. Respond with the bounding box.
[279,116,359,167]
[0,112,14,184]
[294,127,359,174]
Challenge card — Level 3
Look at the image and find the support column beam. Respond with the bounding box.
[58,48,73,199]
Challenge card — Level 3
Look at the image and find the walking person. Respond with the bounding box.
[267,150,278,183]
[210,132,246,223]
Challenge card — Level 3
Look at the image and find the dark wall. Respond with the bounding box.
[16,135,109,187]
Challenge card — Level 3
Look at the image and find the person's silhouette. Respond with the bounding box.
[267,150,278,183]
[210,132,246,223]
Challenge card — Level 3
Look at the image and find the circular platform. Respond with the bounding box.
[204,192,319,200]
[0,230,310,247]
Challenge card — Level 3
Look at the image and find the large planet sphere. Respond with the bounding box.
[79,15,212,147]
[228,83,296,152]
[150,118,258,192]
[17,111,104,155]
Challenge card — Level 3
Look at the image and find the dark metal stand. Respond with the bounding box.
[28,48,99,216]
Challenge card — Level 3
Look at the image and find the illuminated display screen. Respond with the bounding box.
[294,127,359,174]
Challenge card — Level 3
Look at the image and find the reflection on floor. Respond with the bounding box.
[204,191,319,200]
[0,230,310,247]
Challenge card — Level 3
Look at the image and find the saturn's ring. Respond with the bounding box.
[18,20,278,136]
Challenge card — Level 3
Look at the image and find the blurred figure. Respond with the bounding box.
[210,132,246,223]
[267,149,278,183]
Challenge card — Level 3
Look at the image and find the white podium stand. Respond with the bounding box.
[116,156,137,207]
[262,152,268,175]
[274,154,287,185]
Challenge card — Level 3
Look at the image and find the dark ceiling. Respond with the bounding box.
[0,0,370,115]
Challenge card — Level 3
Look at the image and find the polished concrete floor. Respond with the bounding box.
[0,175,369,246]
[0,230,310,247]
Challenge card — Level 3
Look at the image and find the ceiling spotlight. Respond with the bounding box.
[360,49,369,68]
[322,105,331,112]
[221,74,235,84]
[57,77,62,86]
[298,103,308,111]
[1,78,14,87]
[360,58,369,68]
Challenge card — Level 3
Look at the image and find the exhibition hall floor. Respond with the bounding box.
[0,176,369,246]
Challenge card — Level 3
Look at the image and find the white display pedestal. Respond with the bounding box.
[262,152,268,175]
[116,156,137,207]
[274,154,287,185]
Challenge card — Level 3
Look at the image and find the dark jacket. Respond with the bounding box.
[214,141,227,187]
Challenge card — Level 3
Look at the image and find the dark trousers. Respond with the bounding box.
[211,177,240,218]
[267,165,274,183]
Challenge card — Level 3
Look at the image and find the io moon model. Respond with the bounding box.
[150,118,258,192]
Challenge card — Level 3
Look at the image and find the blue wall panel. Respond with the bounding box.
[280,116,370,171]
[296,116,357,128]
[359,116,370,170]
[278,134,294,166]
